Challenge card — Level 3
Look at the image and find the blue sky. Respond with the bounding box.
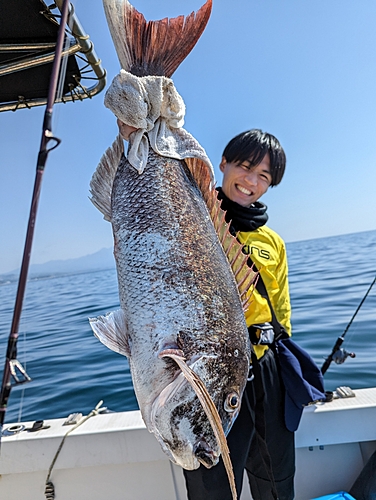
[1,0,376,274]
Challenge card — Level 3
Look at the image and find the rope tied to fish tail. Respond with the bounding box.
[44,400,107,500]
[167,354,238,500]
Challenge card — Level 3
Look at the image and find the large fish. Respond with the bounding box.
[89,0,255,483]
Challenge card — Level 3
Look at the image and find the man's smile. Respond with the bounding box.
[236,185,253,196]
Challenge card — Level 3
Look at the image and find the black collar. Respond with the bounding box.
[216,187,268,232]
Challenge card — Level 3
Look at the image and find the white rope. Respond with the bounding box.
[45,400,107,499]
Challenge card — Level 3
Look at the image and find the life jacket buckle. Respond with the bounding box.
[249,322,275,345]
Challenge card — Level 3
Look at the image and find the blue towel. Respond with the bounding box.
[312,491,356,499]
[277,337,326,432]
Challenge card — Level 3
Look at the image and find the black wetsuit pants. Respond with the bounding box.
[183,349,295,500]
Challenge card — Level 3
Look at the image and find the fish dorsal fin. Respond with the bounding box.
[184,157,257,311]
[103,0,212,77]
[89,134,124,222]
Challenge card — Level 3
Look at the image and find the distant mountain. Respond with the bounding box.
[1,248,115,280]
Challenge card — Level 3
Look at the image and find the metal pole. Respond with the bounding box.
[0,0,71,433]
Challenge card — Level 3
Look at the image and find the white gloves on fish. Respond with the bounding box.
[104,70,213,176]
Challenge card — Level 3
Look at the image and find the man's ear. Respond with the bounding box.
[219,156,227,173]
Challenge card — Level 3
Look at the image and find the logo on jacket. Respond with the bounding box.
[243,245,270,260]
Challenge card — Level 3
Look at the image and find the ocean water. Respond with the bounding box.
[0,229,375,424]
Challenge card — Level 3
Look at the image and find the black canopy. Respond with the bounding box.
[0,0,106,111]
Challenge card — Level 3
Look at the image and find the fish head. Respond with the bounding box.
[150,349,250,470]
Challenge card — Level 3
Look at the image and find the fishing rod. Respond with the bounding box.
[321,275,376,376]
[0,0,70,438]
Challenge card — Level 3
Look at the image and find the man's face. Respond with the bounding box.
[219,153,272,207]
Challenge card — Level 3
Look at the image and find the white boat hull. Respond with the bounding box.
[1,387,376,500]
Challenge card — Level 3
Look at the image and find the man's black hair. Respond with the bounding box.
[222,129,286,186]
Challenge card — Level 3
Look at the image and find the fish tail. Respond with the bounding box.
[103,0,212,77]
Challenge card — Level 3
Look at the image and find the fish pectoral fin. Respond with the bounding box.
[167,354,237,500]
[158,348,185,360]
[89,309,130,357]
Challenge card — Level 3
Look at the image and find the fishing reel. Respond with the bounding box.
[321,335,356,374]
[321,276,375,376]
[332,348,356,365]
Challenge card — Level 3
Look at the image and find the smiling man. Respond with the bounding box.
[184,129,295,500]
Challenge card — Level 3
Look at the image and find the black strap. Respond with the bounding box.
[245,352,279,500]
[250,260,288,341]
[245,258,284,500]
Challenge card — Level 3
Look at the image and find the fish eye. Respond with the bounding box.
[224,392,240,412]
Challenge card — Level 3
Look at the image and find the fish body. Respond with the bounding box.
[92,148,251,470]
[90,0,254,477]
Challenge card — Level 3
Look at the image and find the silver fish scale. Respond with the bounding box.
[110,148,251,467]
[112,150,248,348]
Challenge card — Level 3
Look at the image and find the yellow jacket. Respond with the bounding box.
[237,226,291,359]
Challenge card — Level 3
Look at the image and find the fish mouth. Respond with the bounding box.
[194,439,219,469]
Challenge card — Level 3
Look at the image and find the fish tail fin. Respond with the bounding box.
[103,0,212,77]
